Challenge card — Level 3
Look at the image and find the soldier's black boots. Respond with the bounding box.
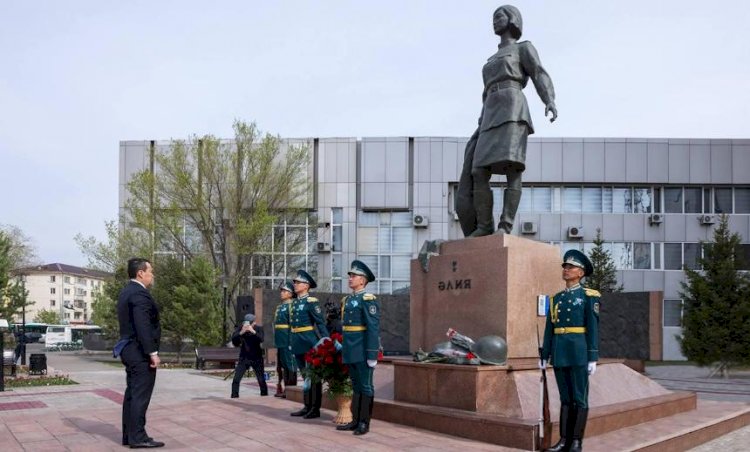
[290,389,311,416]
[336,392,361,431]
[569,407,588,452]
[285,371,298,386]
[353,395,374,435]
[303,383,322,419]
[545,404,571,452]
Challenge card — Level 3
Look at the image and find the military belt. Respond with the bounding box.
[488,80,523,92]
[275,324,290,329]
[291,326,314,333]
[343,326,367,332]
[554,327,586,334]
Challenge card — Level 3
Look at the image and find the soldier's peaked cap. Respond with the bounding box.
[279,279,296,295]
[292,269,317,289]
[347,259,376,283]
[562,249,593,277]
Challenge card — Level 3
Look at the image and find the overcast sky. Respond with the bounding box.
[1,0,748,267]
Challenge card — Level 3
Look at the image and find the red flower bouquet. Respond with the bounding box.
[303,332,352,397]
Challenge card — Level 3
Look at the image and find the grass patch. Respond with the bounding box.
[5,375,78,388]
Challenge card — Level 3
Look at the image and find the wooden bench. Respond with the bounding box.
[194,347,238,370]
[2,350,17,377]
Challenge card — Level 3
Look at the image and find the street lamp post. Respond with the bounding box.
[20,274,27,366]
[222,282,228,346]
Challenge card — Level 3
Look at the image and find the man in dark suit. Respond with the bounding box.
[230,313,268,398]
[116,258,164,449]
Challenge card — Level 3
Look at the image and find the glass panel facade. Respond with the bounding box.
[612,188,632,213]
[357,211,412,294]
[633,188,652,213]
[533,187,552,212]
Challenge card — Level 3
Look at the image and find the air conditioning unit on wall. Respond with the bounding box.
[521,221,537,234]
[699,214,715,225]
[567,226,584,239]
[413,214,429,228]
[316,242,331,252]
[649,213,663,225]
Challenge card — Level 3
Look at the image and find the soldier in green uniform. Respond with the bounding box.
[335,260,380,435]
[273,280,297,398]
[541,250,600,452]
[288,269,329,419]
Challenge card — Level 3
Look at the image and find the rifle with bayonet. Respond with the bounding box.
[537,324,552,450]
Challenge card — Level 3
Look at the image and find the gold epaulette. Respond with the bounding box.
[341,295,348,303]
[584,288,601,297]
[308,297,318,302]
[363,293,376,301]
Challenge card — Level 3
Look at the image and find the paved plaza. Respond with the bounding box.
[0,347,749,451]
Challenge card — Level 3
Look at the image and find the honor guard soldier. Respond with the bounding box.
[336,260,380,435]
[541,250,600,452]
[273,280,297,398]
[289,269,329,419]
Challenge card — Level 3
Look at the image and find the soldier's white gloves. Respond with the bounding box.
[588,361,597,375]
[367,359,377,368]
[539,359,547,370]
[334,340,342,351]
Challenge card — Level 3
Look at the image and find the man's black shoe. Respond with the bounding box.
[230,394,239,398]
[129,439,165,448]
[260,392,268,396]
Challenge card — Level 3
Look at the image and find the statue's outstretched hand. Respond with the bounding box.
[545,103,558,123]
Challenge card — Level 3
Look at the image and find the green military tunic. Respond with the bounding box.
[341,290,380,396]
[273,300,296,372]
[289,294,328,356]
[541,284,600,408]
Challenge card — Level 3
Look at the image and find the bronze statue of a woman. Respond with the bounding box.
[456,5,557,236]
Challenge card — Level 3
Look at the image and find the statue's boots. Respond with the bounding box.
[545,404,572,452]
[290,389,311,416]
[469,189,495,237]
[569,407,588,452]
[336,392,361,431]
[497,188,521,234]
[353,395,374,435]
[303,382,322,419]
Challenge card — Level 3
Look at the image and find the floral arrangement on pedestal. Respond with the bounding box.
[303,332,353,397]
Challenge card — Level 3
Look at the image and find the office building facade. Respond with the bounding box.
[120,137,750,360]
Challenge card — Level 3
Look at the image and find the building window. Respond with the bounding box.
[684,188,702,213]
[64,313,70,319]
[663,299,683,327]
[664,188,682,213]
[664,243,682,270]
[64,288,71,295]
[563,187,582,212]
[582,188,602,213]
[50,300,56,307]
[633,243,652,269]
[74,312,82,320]
[736,188,750,214]
[683,243,701,270]
[50,275,56,283]
[714,188,733,214]
[249,214,317,290]
[64,276,71,284]
[632,188,652,213]
[357,211,413,294]
[50,287,56,294]
[738,244,750,271]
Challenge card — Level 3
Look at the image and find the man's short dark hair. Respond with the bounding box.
[127,258,151,279]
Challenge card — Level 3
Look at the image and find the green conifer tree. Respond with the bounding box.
[680,215,750,377]
[585,228,623,292]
